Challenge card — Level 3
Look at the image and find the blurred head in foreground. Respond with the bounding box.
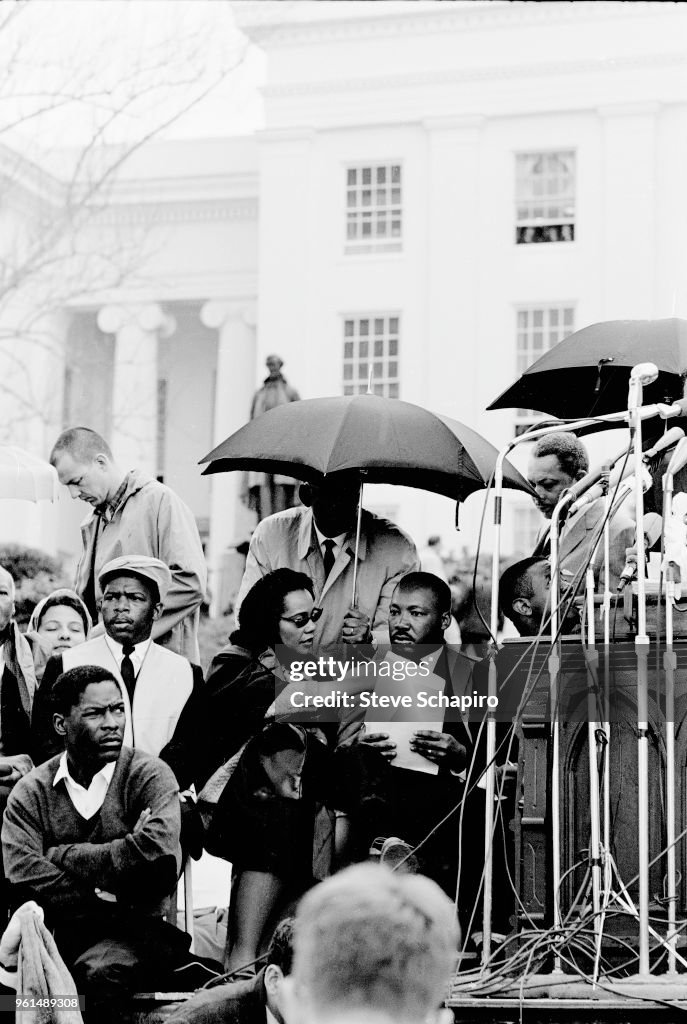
[284,864,457,1024]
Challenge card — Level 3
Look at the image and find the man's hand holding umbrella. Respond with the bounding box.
[202,393,532,651]
[343,606,372,644]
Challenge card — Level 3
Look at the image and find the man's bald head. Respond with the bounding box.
[50,427,112,466]
[286,864,457,1024]
[0,567,15,632]
[50,428,121,507]
[0,566,14,597]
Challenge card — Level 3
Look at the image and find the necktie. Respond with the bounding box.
[120,643,136,702]
[322,538,336,580]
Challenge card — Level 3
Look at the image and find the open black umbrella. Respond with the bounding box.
[488,318,687,420]
[200,393,531,502]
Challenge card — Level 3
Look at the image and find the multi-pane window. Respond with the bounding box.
[345,164,402,254]
[516,151,575,244]
[343,316,400,398]
[515,305,574,433]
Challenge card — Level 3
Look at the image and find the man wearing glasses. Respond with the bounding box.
[527,432,634,592]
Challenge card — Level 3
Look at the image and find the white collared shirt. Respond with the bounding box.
[313,526,347,564]
[54,753,116,819]
[266,1007,279,1024]
[104,635,152,677]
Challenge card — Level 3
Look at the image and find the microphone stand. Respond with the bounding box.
[483,415,614,966]
[588,460,636,916]
[548,489,577,969]
[628,368,653,977]
[659,447,687,974]
[583,469,610,967]
[600,478,613,971]
[482,401,671,967]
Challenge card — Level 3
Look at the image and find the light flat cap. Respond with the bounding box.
[98,555,171,603]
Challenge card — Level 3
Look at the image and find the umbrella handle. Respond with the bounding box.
[351,475,365,608]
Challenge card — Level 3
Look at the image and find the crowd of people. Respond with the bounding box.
[0,381,656,1021]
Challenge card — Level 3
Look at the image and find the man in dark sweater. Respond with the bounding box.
[2,664,188,1021]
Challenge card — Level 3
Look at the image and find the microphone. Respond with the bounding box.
[568,458,640,514]
[630,362,659,386]
[628,362,659,417]
[617,512,663,591]
[609,466,653,511]
[643,426,685,462]
[561,445,631,512]
[656,397,687,421]
[666,436,687,478]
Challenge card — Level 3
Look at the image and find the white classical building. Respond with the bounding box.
[4,0,687,607]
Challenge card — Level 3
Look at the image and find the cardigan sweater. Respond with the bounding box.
[2,746,181,924]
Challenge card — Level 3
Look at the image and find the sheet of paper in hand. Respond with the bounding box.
[364,649,443,775]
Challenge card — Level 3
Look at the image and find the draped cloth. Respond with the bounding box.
[2,622,36,720]
[16,912,83,1024]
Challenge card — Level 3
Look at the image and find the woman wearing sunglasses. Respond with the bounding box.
[163,569,323,786]
[161,569,339,974]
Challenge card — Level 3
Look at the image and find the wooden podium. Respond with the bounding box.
[502,636,682,959]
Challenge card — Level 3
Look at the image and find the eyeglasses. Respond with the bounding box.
[280,607,323,629]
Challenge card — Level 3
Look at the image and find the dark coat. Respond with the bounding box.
[0,666,31,758]
[165,968,267,1024]
[160,648,281,792]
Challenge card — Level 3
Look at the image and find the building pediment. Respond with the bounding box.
[236,1,674,47]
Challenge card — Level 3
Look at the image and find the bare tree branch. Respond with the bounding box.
[0,0,250,442]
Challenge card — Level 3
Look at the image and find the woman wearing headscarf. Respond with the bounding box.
[25,590,91,684]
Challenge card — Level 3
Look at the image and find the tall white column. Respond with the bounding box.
[0,308,68,551]
[201,299,257,616]
[97,303,175,474]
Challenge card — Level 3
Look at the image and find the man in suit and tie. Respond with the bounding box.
[345,572,482,927]
[235,473,419,652]
[32,555,202,765]
[527,432,634,591]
